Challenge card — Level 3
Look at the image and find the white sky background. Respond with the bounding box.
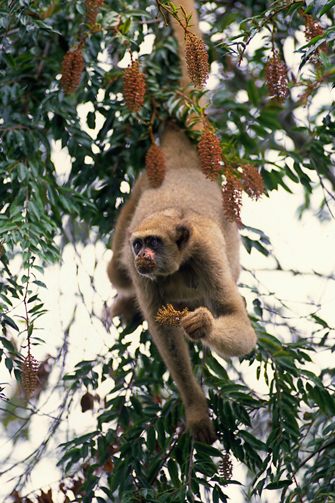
[1,21,335,503]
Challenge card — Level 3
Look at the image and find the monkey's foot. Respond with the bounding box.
[188,417,217,445]
[180,307,213,341]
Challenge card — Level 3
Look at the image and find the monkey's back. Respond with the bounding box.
[127,126,241,281]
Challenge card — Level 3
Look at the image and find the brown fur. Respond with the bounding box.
[107,0,257,444]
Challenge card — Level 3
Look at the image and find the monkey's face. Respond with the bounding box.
[132,236,162,276]
[130,219,191,279]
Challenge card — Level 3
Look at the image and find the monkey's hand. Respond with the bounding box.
[180,307,213,341]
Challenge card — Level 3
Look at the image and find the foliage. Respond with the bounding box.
[0,0,335,501]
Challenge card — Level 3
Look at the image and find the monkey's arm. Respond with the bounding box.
[108,175,150,323]
[180,229,257,358]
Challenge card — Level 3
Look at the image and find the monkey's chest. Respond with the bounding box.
[157,272,204,307]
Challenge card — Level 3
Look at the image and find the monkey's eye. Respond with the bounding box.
[133,240,142,254]
[148,237,161,249]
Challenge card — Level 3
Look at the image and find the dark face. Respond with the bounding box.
[132,236,163,276]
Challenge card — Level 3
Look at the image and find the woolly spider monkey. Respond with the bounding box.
[107,0,257,444]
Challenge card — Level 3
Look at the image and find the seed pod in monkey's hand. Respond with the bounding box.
[155,304,189,326]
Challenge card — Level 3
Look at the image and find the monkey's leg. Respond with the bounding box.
[110,294,141,325]
[149,323,217,445]
[135,278,216,444]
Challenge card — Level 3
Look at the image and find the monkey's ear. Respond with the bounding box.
[176,224,191,250]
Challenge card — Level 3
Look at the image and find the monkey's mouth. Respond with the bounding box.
[135,257,157,275]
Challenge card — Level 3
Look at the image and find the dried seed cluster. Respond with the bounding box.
[265,53,288,105]
[155,304,189,326]
[198,130,222,180]
[84,0,104,27]
[61,49,84,95]
[185,33,210,90]
[145,143,166,188]
[222,169,243,228]
[219,451,233,481]
[241,164,264,200]
[22,353,39,395]
[123,60,146,113]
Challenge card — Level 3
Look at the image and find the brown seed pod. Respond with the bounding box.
[265,53,288,105]
[198,130,222,181]
[222,168,243,228]
[61,49,84,95]
[155,304,189,326]
[219,451,233,481]
[305,14,327,65]
[22,353,39,396]
[145,143,166,188]
[241,164,264,200]
[123,60,146,113]
[185,33,210,90]
[84,0,104,27]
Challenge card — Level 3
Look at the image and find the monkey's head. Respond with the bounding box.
[130,217,192,279]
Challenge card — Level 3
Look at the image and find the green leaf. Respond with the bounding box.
[1,315,19,332]
[320,0,335,14]
[146,425,156,454]
[0,336,17,352]
[322,421,335,436]
[87,111,96,130]
[265,480,292,490]
[120,17,131,34]
[130,396,143,416]
[239,430,266,451]
[246,79,258,106]
[32,280,47,289]
[257,112,282,131]
[156,418,166,449]
[194,442,222,457]
[206,356,229,380]
[5,357,13,373]
[3,52,16,68]
[167,458,180,487]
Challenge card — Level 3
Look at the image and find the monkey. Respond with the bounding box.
[107,0,257,445]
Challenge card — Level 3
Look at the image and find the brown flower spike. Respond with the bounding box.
[265,53,288,105]
[185,33,210,90]
[61,49,84,95]
[123,60,146,113]
[222,168,243,228]
[198,130,222,181]
[155,304,189,326]
[305,14,327,65]
[145,143,166,188]
[22,352,39,396]
[84,0,104,27]
[241,164,264,200]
